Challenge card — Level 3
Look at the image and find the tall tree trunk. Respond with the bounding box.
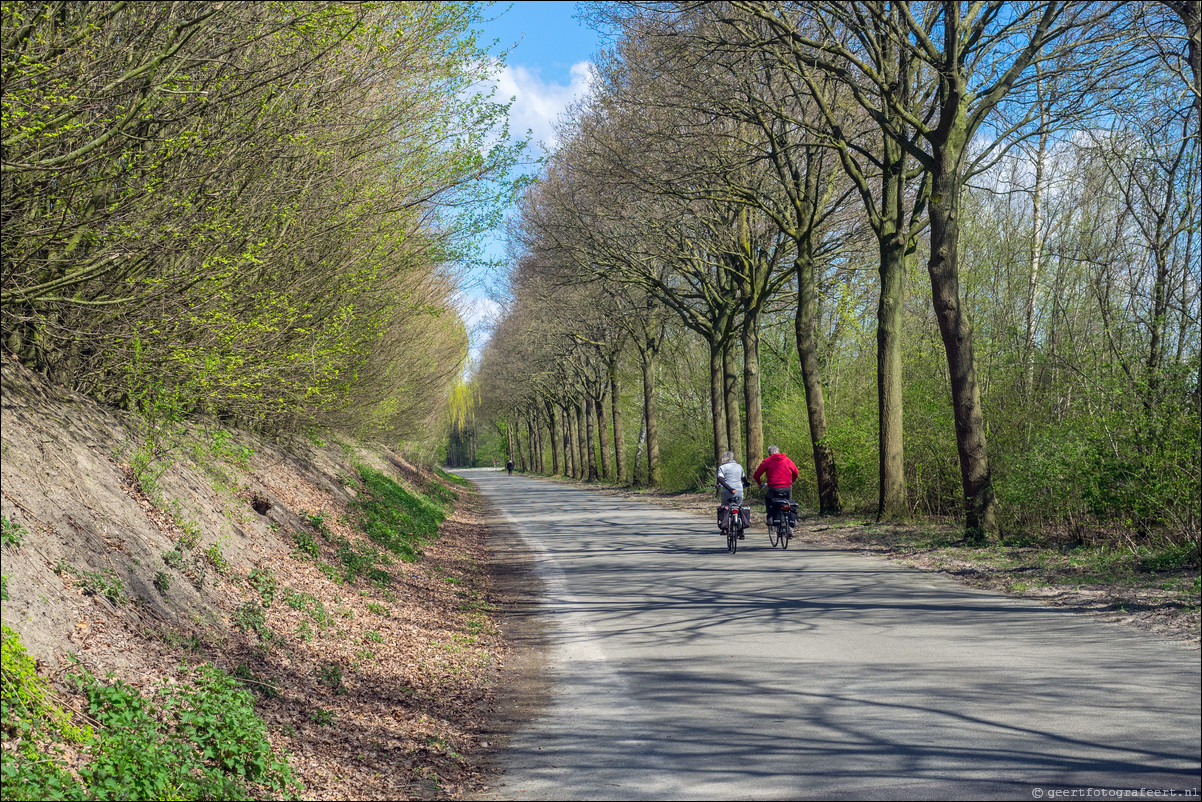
[877,231,908,521]
[742,310,764,475]
[1147,243,1171,403]
[709,337,728,466]
[596,389,612,480]
[529,411,540,473]
[547,401,561,475]
[585,396,598,480]
[928,149,997,543]
[610,362,626,483]
[642,347,661,487]
[796,254,842,514]
[1024,127,1048,401]
[537,412,546,473]
[576,401,588,479]
[872,117,912,522]
[632,419,647,486]
[723,338,742,461]
[567,402,580,478]
[562,403,574,477]
[515,419,526,471]
[1166,0,1201,120]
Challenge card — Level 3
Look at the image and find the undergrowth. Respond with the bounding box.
[435,466,471,488]
[353,467,446,562]
[1,625,298,800]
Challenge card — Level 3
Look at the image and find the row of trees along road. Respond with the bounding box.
[467,1,1199,546]
[2,2,524,452]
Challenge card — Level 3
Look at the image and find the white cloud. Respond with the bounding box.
[495,60,594,153]
[457,293,501,333]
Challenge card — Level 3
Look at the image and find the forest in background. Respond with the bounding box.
[461,1,1200,549]
[2,1,524,457]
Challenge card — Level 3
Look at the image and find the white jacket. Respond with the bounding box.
[716,462,745,502]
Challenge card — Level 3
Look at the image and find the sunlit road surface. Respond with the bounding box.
[461,469,1201,801]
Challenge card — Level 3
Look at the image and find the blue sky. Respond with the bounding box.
[457,2,605,351]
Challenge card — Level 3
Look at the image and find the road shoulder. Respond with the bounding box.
[468,495,553,799]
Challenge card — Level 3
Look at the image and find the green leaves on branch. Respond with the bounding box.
[2,1,523,439]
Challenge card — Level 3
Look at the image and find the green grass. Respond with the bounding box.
[353,467,446,562]
[435,467,471,488]
[421,480,458,510]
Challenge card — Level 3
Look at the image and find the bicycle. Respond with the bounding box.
[715,485,747,554]
[763,489,797,549]
[726,498,746,553]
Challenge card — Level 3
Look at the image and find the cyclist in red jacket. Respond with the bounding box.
[752,445,799,526]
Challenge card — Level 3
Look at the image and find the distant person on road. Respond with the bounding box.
[716,451,748,538]
[506,458,514,476]
[753,445,799,526]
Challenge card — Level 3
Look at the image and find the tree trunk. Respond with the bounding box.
[742,310,764,475]
[585,396,598,480]
[530,411,540,473]
[547,401,561,475]
[515,419,526,471]
[566,402,579,478]
[576,401,588,479]
[537,412,546,473]
[877,231,908,521]
[723,338,742,462]
[562,403,575,477]
[610,362,626,483]
[596,389,612,480]
[642,347,661,487]
[1147,243,1171,402]
[632,419,647,486]
[928,151,997,543]
[796,255,842,514]
[709,337,728,466]
[1167,0,1201,120]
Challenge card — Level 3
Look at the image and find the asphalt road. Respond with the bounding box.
[462,469,1201,801]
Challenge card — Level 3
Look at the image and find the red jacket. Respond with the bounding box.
[753,452,799,488]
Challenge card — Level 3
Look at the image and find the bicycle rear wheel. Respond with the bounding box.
[780,520,791,549]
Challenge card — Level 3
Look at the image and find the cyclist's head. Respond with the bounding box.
[720,450,735,464]
[767,445,780,455]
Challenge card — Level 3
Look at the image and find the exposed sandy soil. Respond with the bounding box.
[1,359,510,799]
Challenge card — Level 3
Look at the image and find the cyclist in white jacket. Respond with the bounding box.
[716,451,745,505]
[716,451,748,537]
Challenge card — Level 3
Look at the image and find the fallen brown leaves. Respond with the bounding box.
[52,477,504,801]
[218,492,507,801]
